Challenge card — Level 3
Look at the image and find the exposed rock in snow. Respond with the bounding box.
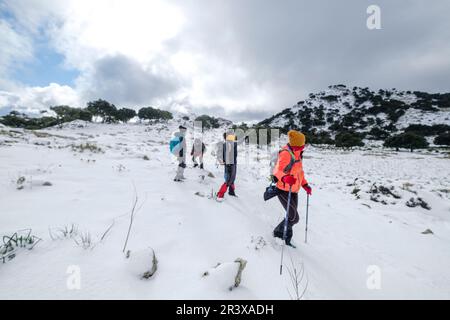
[125,248,158,280]
[202,258,247,292]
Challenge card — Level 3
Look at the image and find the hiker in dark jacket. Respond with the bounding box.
[216,133,238,199]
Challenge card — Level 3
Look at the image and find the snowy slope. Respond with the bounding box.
[259,85,450,142]
[0,120,450,299]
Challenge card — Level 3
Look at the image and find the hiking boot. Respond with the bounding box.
[193,163,199,168]
[285,239,297,248]
[273,223,293,240]
[228,184,237,196]
[199,163,204,169]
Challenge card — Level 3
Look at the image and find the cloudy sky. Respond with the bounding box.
[1,0,449,121]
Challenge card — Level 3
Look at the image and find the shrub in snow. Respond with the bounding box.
[371,184,401,199]
[49,224,79,240]
[115,164,127,172]
[351,187,361,199]
[404,124,450,136]
[74,232,92,250]
[367,127,390,140]
[16,176,26,190]
[400,182,417,194]
[434,132,450,146]
[194,115,225,130]
[1,229,42,264]
[368,183,401,205]
[306,130,334,145]
[71,143,103,154]
[335,132,364,149]
[322,95,339,102]
[384,132,429,152]
[406,197,431,210]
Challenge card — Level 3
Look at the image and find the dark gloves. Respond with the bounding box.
[302,184,312,195]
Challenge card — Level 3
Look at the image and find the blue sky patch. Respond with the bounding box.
[13,41,79,87]
[1,5,79,88]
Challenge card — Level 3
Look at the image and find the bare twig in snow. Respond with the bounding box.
[100,221,115,241]
[122,183,144,253]
[286,258,309,300]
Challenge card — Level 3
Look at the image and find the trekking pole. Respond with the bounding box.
[280,186,293,275]
[305,194,310,244]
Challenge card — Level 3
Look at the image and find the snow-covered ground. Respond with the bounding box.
[1,120,449,299]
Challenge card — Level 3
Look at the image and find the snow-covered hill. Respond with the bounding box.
[1,118,449,299]
[258,85,450,144]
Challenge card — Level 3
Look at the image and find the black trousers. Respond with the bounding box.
[224,164,237,187]
[274,190,299,241]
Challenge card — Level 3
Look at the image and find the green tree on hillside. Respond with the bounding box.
[87,99,118,123]
[137,107,173,121]
[115,108,136,123]
[335,132,364,149]
[50,106,92,123]
[384,132,429,152]
[434,132,450,146]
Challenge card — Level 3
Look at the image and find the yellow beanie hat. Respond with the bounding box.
[288,130,306,147]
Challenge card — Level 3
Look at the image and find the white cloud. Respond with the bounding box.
[0,19,33,77]
[0,0,64,33]
[47,0,185,71]
[0,0,301,119]
[0,83,81,114]
[1,0,450,121]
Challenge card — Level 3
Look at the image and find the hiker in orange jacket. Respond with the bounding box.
[272,130,312,247]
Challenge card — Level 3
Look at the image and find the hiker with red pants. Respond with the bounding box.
[272,130,312,247]
[216,133,238,199]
